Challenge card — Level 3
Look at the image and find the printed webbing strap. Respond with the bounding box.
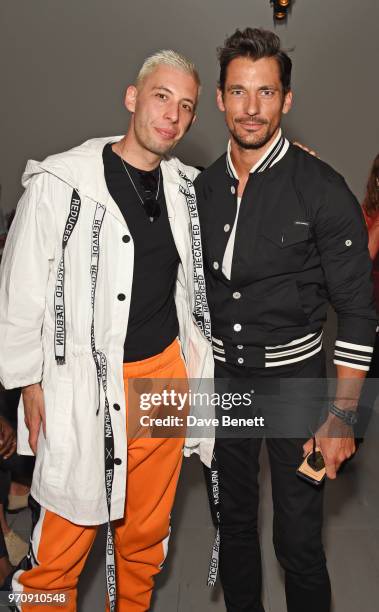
[90,203,106,415]
[207,452,220,587]
[90,203,116,612]
[178,170,212,342]
[54,189,81,364]
[100,350,117,611]
[178,172,217,583]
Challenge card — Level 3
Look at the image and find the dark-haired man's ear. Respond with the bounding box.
[216,88,225,112]
[282,90,293,115]
[125,85,138,113]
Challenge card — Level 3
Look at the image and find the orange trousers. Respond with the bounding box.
[13,339,187,611]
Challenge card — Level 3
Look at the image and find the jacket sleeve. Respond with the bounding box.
[313,174,377,371]
[0,173,56,388]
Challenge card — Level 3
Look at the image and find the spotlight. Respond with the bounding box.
[271,0,292,21]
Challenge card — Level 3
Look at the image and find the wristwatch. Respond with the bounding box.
[329,403,358,426]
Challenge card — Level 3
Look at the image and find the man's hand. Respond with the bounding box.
[303,415,355,479]
[22,383,46,455]
[293,141,318,157]
[0,416,17,460]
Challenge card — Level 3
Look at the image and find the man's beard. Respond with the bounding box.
[230,120,275,150]
[135,122,177,157]
[138,134,175,157]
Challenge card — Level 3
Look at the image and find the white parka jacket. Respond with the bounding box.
[0,136,214,525]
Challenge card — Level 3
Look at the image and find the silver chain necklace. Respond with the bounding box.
[119,156,161,223]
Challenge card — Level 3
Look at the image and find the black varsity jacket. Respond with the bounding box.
[194,143,377,370]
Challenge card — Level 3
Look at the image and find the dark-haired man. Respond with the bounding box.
[196,27,376,612]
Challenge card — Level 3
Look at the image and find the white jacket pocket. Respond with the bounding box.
[45,379,73,487]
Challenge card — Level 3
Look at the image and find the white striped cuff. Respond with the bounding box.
[333,339,374,371]
[265,330,323,367]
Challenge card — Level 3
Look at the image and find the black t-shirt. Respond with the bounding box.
[103,143,179,362]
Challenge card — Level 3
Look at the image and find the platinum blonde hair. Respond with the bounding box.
[136,49,201,89]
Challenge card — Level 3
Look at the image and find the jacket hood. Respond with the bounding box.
[22,136,187,205]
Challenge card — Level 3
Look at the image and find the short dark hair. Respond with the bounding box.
[218,27,292,94]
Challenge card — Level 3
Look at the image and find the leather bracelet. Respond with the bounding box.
[329,403,358,426]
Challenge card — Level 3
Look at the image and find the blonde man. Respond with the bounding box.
[0,50,213,611]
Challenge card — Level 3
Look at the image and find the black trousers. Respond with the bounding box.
[204,352,331,612]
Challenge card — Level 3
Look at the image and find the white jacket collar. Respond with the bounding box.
[22,136,187,224]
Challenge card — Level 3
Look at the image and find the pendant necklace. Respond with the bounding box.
[119,156,161,223]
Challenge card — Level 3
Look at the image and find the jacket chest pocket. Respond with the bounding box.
[263,222,310,247]
[260,222,310,270]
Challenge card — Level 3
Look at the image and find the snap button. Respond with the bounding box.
[122,235,130,243]
[237,357,244,365]
[114,458,122,466]
[117,293,126,301]
[224,224,231,232]
[113,403,120,411]
[213,261,219,270]
[230,185,236,195]
[345,240,352,247]
[237,344,244,350]
[233,323,242,332]
[233,291,241,300]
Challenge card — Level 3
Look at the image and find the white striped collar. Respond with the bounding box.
[226,128,289,179]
